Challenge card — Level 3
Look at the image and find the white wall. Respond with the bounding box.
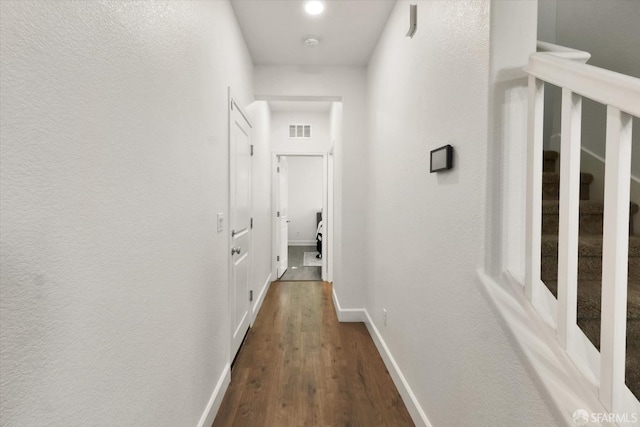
[271,111,331,153]
[286,156,323,245]
[246,101,273,312]
[255,66,367,310]
[365,1,560,426]
[537,0,557,45]
[486,0,538,277]
[0,1,254,425]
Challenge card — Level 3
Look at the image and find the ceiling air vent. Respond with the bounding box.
[289,124,311,139]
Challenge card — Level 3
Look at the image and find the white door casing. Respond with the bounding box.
[277,156,289,278]
[229,94,252,362]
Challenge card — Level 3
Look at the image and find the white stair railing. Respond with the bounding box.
[524,41,640,415]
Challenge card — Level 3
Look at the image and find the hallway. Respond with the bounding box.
[6,1,636,425]
[213,282,413,426]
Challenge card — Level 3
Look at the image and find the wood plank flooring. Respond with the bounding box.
[213,281,413,427]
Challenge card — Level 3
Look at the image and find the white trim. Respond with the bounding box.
[288,240,317,246]
[251,273,272,325]
[331,288,365,322]
[363,311,433,427]
[196,363,231,427]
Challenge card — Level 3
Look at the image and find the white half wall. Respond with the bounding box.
[0,1,253,425]
[365,1,560,426]
[286,156,323,245]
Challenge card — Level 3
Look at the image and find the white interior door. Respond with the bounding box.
[230,99,252,361]
[277,157,289,278]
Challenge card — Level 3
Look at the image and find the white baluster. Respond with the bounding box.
[599,106,632,414]
[525,76,544,306]
[557,89,582,353]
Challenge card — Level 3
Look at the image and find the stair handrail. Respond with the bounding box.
[526,46,640,118]
[524,41,640,417]
[536,41,591,63]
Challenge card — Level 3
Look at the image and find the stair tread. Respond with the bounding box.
[541,234,640,256]
[542,200,640,215]
[543,151,559,160]
[543,280,640,321]
[542,172,594,184]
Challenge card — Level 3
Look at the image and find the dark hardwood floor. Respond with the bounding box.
[213,281,414,427]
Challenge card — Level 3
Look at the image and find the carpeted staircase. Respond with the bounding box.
[540,150,640,398]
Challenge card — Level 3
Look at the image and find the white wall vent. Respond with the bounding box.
[289,124,311,139]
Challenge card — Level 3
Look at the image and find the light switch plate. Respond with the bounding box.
[217,213,224,233]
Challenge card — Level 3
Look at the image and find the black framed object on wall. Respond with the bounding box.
[430,145,453,173]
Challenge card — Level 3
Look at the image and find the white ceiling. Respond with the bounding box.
[230,0,396,66]
[268,100,332,113]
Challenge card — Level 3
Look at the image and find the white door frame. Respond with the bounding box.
[272,152,332,282]
[228,88,253,364]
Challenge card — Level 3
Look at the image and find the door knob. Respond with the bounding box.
[231,247,242,255]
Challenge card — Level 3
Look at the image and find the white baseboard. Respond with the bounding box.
[331,288,365,322]
[363,311,433,427]
[252,273,272,324]
[288,240,317,246]
[196,363,230,427]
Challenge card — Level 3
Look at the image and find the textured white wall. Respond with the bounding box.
[255,66,367,309]
[286,157,323,244]
[366,1,560,425]
[0,1,253,425]
[270,111,330,153]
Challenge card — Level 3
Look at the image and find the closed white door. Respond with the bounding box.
[230,99,252,361]
[277,157,289,278]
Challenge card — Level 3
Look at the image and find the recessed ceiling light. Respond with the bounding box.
[304,0,325,15]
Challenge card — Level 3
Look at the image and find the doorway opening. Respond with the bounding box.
[275,154,326,281]
[266,98,340,283]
